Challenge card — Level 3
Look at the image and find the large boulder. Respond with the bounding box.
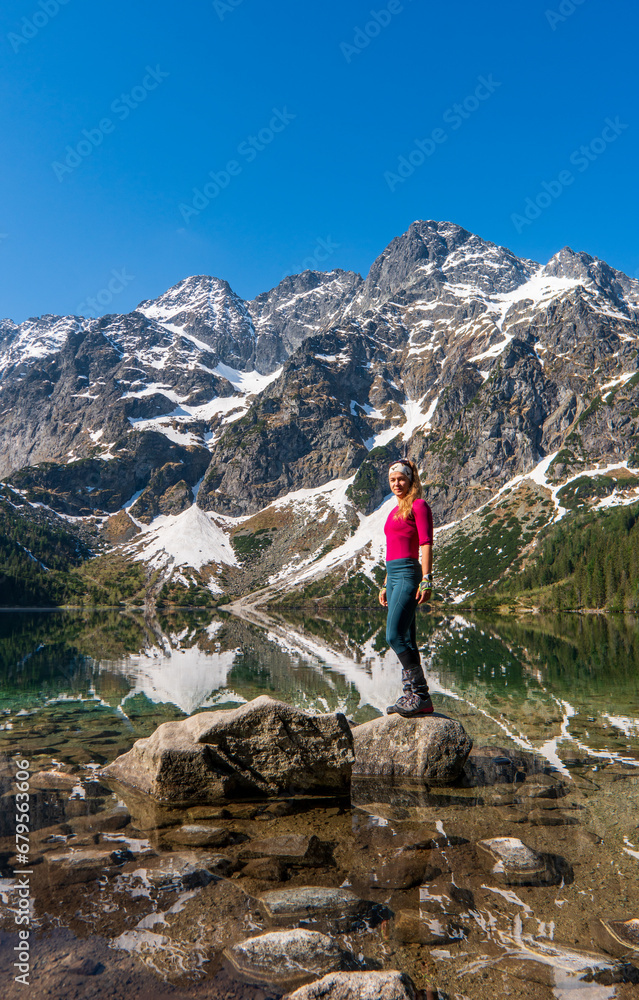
[101,696,354,804]
[224,928,355,989]
[285,970,419,999]
[352,713,472,785]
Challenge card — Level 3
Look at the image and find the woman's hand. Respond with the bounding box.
[416,587,431,605]
[379,587,388,608]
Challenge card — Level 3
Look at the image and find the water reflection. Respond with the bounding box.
[0,608,638,997]
[1,609,638,769]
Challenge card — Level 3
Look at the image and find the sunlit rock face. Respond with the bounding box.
[3,221,638,512]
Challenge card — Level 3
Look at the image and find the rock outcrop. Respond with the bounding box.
[101,696,354,803]
[352,713,472,785]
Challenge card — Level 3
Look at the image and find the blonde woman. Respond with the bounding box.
[379,459,434,717]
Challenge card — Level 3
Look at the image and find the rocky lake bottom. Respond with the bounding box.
[0,608,638,1000]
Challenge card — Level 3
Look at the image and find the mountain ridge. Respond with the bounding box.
[1,219,638,606]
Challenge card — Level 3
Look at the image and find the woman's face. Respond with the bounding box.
[389,470,411,498]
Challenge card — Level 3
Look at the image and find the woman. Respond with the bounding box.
[379,459,434,717]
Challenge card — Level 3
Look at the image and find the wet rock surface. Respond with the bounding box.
[477,834,573,888]
[257,886,370,932]
[224,928,355,989]
[284,969,420,999]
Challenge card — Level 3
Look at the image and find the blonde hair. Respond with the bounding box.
[391,458,423,520]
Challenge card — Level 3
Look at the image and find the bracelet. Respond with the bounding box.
[419,580,432,592]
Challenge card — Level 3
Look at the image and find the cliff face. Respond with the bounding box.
[2,220,638,601]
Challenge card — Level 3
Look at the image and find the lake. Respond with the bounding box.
[0,607,638,999]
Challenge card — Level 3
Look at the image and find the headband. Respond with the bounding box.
[389,461,413,482]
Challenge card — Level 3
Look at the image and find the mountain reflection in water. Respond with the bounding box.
[0,607,638,1000]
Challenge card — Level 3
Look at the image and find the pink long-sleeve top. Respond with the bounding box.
[384,498,433,561]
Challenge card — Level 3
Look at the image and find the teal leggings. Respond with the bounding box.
[385,558,422,666]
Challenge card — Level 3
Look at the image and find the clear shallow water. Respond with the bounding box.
[0,608,638,999]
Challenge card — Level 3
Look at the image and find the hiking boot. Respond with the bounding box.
[387,662,433,717]
[387,691,434,717]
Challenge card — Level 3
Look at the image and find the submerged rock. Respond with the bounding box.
[393,909,466,945]
[45,848,123,885]
[477,836,564,886]
[257,886,367,930]
[352,713,472,785]
[240,857,289,882]
[69,805,131,833]
[163,823,231,847]
[239,835,334,867]
[365,855,442,891]
[595,917,639,958]
[224,928,353,989]
[142,851,234,889]
[284,970,419,999]
[101,696,354,804]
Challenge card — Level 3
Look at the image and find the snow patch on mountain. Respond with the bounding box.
[363,393,439,450]
[269,490,393,589]
[213,362,283,394]
[0,315,84,376]
[126,363,283,448]
[129,504,238,580]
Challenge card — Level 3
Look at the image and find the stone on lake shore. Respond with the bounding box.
[101,696,354,804]
[257,886,367,929]
[142,851,235,889]
[239,834,334,867]
[352,713,472,785]
[162,823,231,848]
[477,836,563,886]
[284,970,419,999]
[223,928,354,989]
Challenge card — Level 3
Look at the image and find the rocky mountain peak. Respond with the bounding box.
[136,274,246,326]
[248,268,362,369]
[543,247,638,314]
[136,274,258,371]
[543,247,597,282]
[357,220,537,312]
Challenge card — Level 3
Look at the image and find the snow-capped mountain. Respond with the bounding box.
[2,220,639,602]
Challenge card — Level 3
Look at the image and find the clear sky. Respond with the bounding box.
[1,0,637,322]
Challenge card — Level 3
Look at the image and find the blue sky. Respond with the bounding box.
[1,0,637,321]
